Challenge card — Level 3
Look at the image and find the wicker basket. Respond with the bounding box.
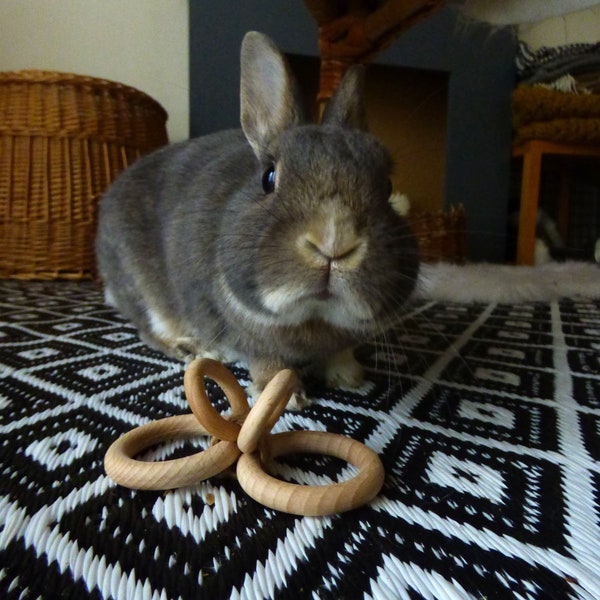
[406,204,466,263]
[0,70,168,279]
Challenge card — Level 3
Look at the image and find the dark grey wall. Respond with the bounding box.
[189,3,317,136]
[189,3,517,261]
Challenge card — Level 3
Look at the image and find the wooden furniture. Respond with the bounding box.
[513,139,600,265]
[303,0,446,109]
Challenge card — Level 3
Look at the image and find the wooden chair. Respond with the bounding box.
[513,140,600,265]
[303,0,446,110]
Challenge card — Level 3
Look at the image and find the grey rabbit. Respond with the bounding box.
[96,31,420,406]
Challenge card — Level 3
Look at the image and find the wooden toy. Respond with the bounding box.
[104,358,385,516]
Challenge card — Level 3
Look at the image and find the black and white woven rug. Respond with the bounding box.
[1,279,599,599]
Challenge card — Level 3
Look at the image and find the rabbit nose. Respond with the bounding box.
[303,234,359,262]
[300,215,367,269]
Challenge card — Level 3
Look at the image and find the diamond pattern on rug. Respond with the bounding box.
[0,280,599,599]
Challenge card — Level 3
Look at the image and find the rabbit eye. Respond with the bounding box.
[386,178,393,198]
[262,165,276,194]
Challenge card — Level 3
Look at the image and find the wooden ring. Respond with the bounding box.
[237,369,299,454]
[184,358,250,442]
[104,414,240,490]
[236,431,385,516]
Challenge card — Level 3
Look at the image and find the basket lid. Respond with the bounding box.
[0,69,168,121]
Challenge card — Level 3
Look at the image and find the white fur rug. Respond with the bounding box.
[416,261,600,303]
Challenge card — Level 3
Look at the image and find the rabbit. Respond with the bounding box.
[95,31,420,407]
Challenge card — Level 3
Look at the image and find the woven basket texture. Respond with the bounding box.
[406,204,466,263]
[0,70,168,279]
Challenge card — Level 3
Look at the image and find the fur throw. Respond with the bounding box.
[416,261,600,303]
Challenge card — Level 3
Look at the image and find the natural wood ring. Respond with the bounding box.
[184,358,250,442]
[237,369,299,454]
[104,414,240,490]
[236,431,385,516]
[105,359,387,515]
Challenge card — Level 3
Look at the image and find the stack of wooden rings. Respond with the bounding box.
[104,358,385,516]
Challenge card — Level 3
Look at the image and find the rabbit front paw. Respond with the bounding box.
[246,382,309,412]
[249,359,309,411]
[325,347,364,389]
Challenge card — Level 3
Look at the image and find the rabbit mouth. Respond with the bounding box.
[309,265,335,301]
[218,271,375,331]
[260,283,374,329]
[312,288,333,302]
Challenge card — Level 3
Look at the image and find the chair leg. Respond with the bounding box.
[517,144,543,265]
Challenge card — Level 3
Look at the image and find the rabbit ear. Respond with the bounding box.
[240,32,304,159]
[321,65,368,131]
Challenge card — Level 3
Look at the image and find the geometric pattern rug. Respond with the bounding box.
[1,279,599,599]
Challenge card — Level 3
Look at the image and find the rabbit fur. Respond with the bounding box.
[96,31,421,406]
